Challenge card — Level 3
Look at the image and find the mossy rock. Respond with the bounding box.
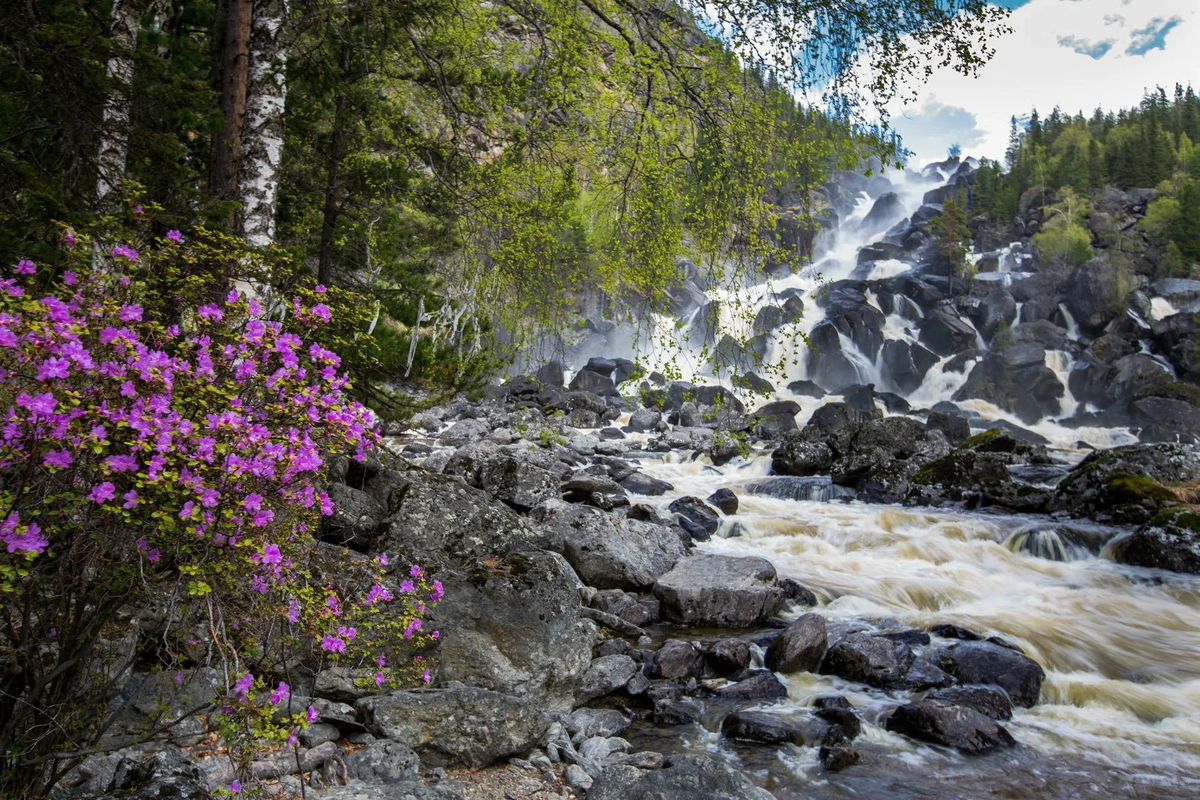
[1110,507,1200,575]
[1050,443,1200,524]
[962,428,1004,450]
[913,450,1011,493]
[1135,381,1200,408]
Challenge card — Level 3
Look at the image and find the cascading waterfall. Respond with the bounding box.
[558,157,1200,798]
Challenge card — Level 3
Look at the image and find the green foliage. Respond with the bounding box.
[1033,221,1094,267]
[930,197,972,290]
[1174,181,1200,262]
[1142,197,1181,243]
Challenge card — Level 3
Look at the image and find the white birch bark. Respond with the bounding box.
[96,0,149,207]
[239,0,290,247]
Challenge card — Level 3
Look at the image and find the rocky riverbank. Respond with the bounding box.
[58,368,1200,799]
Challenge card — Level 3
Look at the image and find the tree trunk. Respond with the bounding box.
[239,0,290,247]
[317,88,347,286]
[95,0,150,208]
[210,0,252,206]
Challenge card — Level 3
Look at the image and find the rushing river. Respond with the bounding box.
[626,450,1200,799]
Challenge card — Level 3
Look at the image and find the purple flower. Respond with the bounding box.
[430,580,444,602]
[287,597,301,624]
[36,357,69,380]
[133,204,143,214]
[377,553,388,566]
[105,454,138,473]
[119,304,143,322]
[179,501,195,518]
[147,548,160,563]
[234,672,253,699]
[43,450,72,469]
[315,284,327,293]
[374,671,385,687]
[122,490,140,510]
[325,595,340,615]
[28,392,57,419]
[310,303,332,323]
[269,681,289,705]
[88,482,116,504]
[15,259,35,275]
[399,580,415,594]
[422,669,431,684]
[409,564,422,578]
[251,508,274,527]
[403,618,422,639]
[62,270,77,285]
[112,244,138,262]
[306,705,319,724]
[320,635,346,653]
[242,492,264,512]
[229,779,242,794]
[261,543,282,564]
[166,229,183,243]
[197,303,222,322]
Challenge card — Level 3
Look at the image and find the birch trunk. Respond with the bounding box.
[95,0,149,207]
[238,0,290,247]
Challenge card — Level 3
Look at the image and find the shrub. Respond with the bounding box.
[0,236,439,796]
[1032,220,1093,267]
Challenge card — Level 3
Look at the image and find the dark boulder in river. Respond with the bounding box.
[885,699,1016,754]
[1109,508,1200,575]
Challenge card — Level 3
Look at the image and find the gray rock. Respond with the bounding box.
[312,782,462,800]
[315,667,379,703]
[531,500,685,590]
[1050,443,1200,524]
[932,640,1046,708]
[619,472,674,496]
[566,708,632,739]
[820,633,947,690]
[721,711,836,746]
[565,764,594,789]
[588,754,774,800]
[706,488,739,515]
[927,686,1013,721]
[1110,508,1200,574]
[345,740,421,784]
[765,613,827,674]
[322,482,385,548]
[300,722,342,748]
[439,418,491,447]
[476,450,560,511]
[577,655,638,703]
[703,639,751,676]
[771,438,834,477]
[629,408,663,433]
[668,496,721,538]
[357,686,551,769]
[375,467,593,713]
[655,639,705,681]
[654,555,786,628]
[885,699,1016,754]
[714,671,788,701]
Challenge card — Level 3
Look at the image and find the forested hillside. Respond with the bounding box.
[972,86,1200,277]
[1,0,1005,412]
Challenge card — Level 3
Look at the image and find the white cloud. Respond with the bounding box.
[886,0,1200,163]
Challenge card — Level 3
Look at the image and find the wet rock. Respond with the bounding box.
[749,476,855,503]
[919,310,978,357]
[732,372,774,394]
[881,340,939,394]
[713,670,788,701]
[786,380,827,398]
[706,488,739,515]
[531,500,685,590]
[910,449,1014,499]
[819,745,861,772]
[703,639,752,676]
[1050,443,1200,524]
[1109,508,1200,575]
[618,472,674,496]
[577,655,639,703]
[357,686,551,769]
[535,361,565,387]
[654,555,787,628]
[1063,255,1123,333]
[885,699,1016,754]
[570,369,616,394]
[652,699,698,726]
[771,437,834,477]
[567,708,632,739]
[628,408,663,433]
[720,712,833,746]
[819,633,950,691]
[932,640,1045,708]
[588,754,775,800]
[562,473,629,509]
[812,704,862,741]
[925,410,973,446]
[345,740,421,784]
[765,613,827,674]
[654,640,706,681]
[928,686,1013,721]
[668,496,721,538]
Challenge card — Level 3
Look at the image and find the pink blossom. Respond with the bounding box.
[399,580,415,594]
[234,672,253,699]
[269,681,290,705]
[314,284,327,293]
[37,357,69,380]
[320,635,346,653]
[410,565,422,578]
[123,490,140,509]
[179,501,195,518]
[147,548,160,563]
[15,259,35,275]
[422,669,431,683]
[251,508,274,527]
[261,543,282,564]
[43,450,72,469]
[112,244,138,262]
[88,482,116,504]
[306,705,319,724]
[229,779,241,794]
[166,229,184,242]
[119,304,143,322]
[287,597,301,624]
[62,270,77,285]
[374,671,385,687]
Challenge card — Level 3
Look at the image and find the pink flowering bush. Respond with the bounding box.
[0,236,440,796]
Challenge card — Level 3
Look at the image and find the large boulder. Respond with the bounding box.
[475,448,560,511]
[881,340,939,395]
[653,556,787,628]
[765,613,827,674]
[1063,256,1122,334]
[531,500,684,590]
[1050,443,1200,524]
[885,699,1015,754]
[932,640,1045,708]
[819,633,952,691]
[919,310,978,357]
[806,321,865,391]
[771,437,834,477]
[374,467,593,713]
[1109,508,1200,575]
[357,686,551,769]
[321,483,385,549]
[588,754,775,800]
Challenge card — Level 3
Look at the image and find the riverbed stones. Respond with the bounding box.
[653,555,787,628]
[668,496,721,538]
[885,699,1016,754]
[927,686,1013,721]
[344,740,421,784]
[706,488,739,515]
[587,754,775,800]
[654,640,706,681]
[713,670,789,701]
[932,640,1046,708]
[720,712,833,746]
[765,613,827,674]
[356,686,551,769]
[704,639,752,676]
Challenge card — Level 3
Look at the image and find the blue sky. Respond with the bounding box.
[889,0,1200,162]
